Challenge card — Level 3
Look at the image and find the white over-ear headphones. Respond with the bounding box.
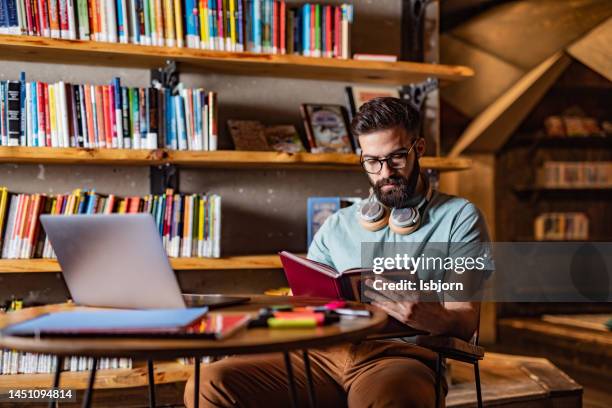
[357,176,433,235]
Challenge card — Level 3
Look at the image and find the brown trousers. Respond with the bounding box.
[184,340,446,408]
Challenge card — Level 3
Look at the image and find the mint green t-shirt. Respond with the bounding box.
[307,191,491,272]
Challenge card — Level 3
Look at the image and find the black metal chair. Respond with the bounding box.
[368,313,485,408]
[415,333,484,408]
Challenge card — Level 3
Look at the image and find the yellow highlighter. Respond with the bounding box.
[267,318,317,329]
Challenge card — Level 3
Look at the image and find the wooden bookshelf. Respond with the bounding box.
[508,134,612,149]
[0,35,473,85]
[0,255,283,274]
[0,147,472,172]
[0,361,190,390]
[513,184,612,194]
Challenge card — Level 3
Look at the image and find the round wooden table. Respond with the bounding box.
[0,295,388,408]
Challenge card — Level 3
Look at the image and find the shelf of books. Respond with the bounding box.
[514,161,612,194]
[0,35,473,85]
[0,147,472,171]
[0,361,191,389]
[0,255,283,274]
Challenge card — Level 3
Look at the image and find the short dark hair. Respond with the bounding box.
[351,97,420,138]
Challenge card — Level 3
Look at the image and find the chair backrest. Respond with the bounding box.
[471,306,482,346]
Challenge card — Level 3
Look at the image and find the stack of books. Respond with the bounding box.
[1,351,132,375]
[534,212,589,241]
[537,161,612,189]
[544,115,611,138]
[0,299,132,375]
[0,73,218,150]
[0,187,222,259]
[0,0,353,57]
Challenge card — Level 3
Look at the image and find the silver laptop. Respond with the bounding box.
[40,214,248,309]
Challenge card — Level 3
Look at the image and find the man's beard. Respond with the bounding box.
[372,159,421,208]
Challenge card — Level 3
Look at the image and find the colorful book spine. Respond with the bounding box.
[302,3,309,56]
[162,0,174,46]
[142,0,151,44]
[207,0,215,49]
[215,0,223,50]
[252,0,260,52]
[0,188,221,261]
[272,0,277,53]
[38,0,50,36]
[173,0,183,47]
[66,0,77,38]
[154,0,164,46]
[320,3,326,57]
[198,0,208,48]
[341,4,352,59]
[333,5,340,57]
[116,0,128,42]
[236,0,243,51]
[224,0,231,50]
[229,0,236,51]
[279,0,286,54]
[18,72,26,146]
[128,0,139,43]
[1,73,219,150]
[184,0,198,48]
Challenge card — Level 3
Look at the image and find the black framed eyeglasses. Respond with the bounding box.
[360,141,418,174]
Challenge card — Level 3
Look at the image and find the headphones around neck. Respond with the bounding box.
[357,176,433,235]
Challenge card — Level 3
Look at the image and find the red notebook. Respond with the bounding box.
[279,251,366,300]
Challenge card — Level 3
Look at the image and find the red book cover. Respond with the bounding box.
[325,5,332,57]
[58,0,69,34]
[24,0,34,35]
[83,86,95,147]
[54,195,64,215]
[38,0,49,35]
[272,0,278,52]
[279,0,286,54]
[25,194,43,258]
[31,0,40,35]
[94,86,106,148]
[217,0,224,47]
[279,251,364,300]
[43,83,52,146]
[37,82,46,146]
[128,197,141,213]
[102,86,112,148]
[334,6,341,58]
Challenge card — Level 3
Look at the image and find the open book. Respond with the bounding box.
[279,251,368,300]
[279,252,426,336]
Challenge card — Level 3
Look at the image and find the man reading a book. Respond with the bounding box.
[185,97,490,408]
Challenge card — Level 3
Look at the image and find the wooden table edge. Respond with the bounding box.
[0,298,391,359]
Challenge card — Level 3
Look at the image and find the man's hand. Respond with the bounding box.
[364,277,479,340]
[364,279,451,335]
